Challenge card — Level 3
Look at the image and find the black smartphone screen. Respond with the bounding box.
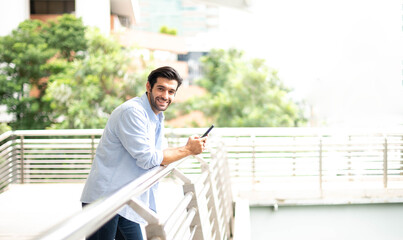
[202,125,214,138]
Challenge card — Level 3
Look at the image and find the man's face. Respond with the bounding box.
[147,77,178,115]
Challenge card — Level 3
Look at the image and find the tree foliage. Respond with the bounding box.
[159,25,177,36]
[44,28,145,129]
[0,14,145,130]
[192,48,306,127]
[0,20,56,129]
[42,14,87,61]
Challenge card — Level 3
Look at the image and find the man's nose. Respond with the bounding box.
[161,91,168,99]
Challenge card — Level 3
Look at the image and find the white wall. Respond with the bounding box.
[76,0,111,35]
[0,0,29,36]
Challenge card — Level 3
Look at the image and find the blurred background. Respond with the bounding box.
[1,0,402,132]
[1,1,403,240]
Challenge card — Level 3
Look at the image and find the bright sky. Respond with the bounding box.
[214,0,403,127]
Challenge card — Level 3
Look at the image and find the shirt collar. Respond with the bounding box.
[141,92,165,123]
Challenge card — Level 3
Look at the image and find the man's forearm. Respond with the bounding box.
[161,146,192,165]
[161,136,205,165]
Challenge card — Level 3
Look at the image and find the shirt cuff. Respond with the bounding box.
[155,149,164,166]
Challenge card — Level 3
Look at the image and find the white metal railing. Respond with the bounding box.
[35,146,234,240]
[216,128,403,187]
[1,127,403,198]
[0,129,104,190]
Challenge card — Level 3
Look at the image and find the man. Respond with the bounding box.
[80,66,207,240]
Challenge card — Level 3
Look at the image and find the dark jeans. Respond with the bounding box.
[82,203,143,240]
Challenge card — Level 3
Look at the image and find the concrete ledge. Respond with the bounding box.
[239,188,403,206]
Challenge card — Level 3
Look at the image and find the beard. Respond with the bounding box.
[149,91,171,112]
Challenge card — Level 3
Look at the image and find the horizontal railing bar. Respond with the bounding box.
[0,158,15,170]
[0,179,13,191]
[225,143,389,148]
[164,192,194,230]
[197,181,210,200]
[6,128,403,137]
[23,175,89,179]
[172,208,197,240]
[0,164,18,178]
[21,150,93,154]
[24,170,90,174]
[0,175,15,186]
[166,208,188,240]
[226,151,387,156]
[19,155,93,159]
[24,160,92,164]
[22,139,100,144]
[24,179,86,183]
[188,225,197,240]
[195,171,209,186]
[0,149,15,159]
[0,140,14,153]
[0,131,13,142]
[13,144,94,149]
[12,129,103,136]
[22,165,91,169]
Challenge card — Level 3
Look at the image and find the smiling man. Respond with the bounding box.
[80,66,207,240]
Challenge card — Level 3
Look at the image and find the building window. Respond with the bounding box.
[30,0,75,14]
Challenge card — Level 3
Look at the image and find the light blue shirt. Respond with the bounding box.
[80,93,165,224]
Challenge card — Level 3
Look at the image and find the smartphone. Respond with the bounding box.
[201,125,214,138]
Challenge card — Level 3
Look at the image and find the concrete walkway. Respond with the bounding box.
[0,181,184,240]
[0,183,84,240]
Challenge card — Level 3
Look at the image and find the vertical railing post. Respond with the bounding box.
[319,136,323,197]
[383,135,388,189]
[347,135,352,181]
[251,134,256,189]
[20,135,24,184]
[292,136,296,177]
[400,135,403,176]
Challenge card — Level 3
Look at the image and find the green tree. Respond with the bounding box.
[45,28,145,129]
[0,123,11,134]
[0,15,88,130]
[0,20,56,130]
[159,25,177,36]
[191,48,306,127]
[43,14,87,61]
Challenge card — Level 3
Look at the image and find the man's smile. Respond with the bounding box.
[156,97,169,106]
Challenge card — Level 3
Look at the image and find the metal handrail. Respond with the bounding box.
[37,158,186,240]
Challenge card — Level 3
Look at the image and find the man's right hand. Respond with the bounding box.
[161,135,208,165]
[185,135,207,155]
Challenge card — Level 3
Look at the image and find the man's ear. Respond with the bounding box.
[146,82,151,92]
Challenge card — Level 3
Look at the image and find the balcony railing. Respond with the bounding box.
[0,129,241,239]
[1,128,403,200]
[36,152,236,240]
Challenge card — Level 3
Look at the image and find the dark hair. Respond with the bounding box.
[147,66,183,90]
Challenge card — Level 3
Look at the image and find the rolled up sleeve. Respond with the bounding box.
[117,107,163,169]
